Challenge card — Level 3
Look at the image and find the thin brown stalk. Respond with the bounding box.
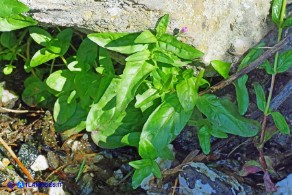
[199,34,291,96]
[0,137,34,181]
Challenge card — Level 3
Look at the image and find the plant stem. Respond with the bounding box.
[257,1,286,192]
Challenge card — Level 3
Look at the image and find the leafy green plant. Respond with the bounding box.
[17,14,263,188]
[0,0,37,31]
[1,0,290,191]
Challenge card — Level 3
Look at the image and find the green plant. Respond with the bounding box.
[1,0,291,191]
[238,0,291,191]
[0,0,37,75]
[19,14,263,188]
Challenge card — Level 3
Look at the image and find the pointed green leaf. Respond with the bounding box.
[0,14,37,31]
[176,77,198,111]
[135,88,160,109]
[196,94,260,137]
[76,38,98,66]
[129,159,152,169]
[139,94,192,157]
[198,126,211,154]
[125,49,150,62]
[210,60,231,79]
[276,50,292,73]
[155,14,169,38]
[152,161,161,178]
[210,127,228,138]
[283,17,292,27]
[54,94,77,125]
[56,28,73,55]
[238,43,265,70]
[29,27,52,46]
[139,139,158,159]
[272,0,284,26]
[86,79,126,135]
[0,0,29,17]
[253,82,266,112]
[158,34,203,60]
[117,61,155,111]
[30,48,59,67]
[135,30,157,43]
[121,132,141,147]
[233,75,249,115]
[0,31,17,48]
[271,112,290,134]
[88,32,148,54]
[46,70,75,93]
[260,61,275,75]
[131,166,152,189]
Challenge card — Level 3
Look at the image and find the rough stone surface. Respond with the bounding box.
[20,0,273,63]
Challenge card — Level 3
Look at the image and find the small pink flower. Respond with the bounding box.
[181,27,188,33]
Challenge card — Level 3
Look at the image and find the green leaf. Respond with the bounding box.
[129,159,152,169]
[196,94,260,137]
[139,139,158,159]
[76,38,98,67]
[139,94,193,157]
[54,94,77,125]
[176,77,198,111]
[30,48,59,67]
[121,132,141,147]
[29,27,52,46]
[117,61,155,111]
[88,32,148,54]
[155,14,169,38]
[238,43,265,71]
[260,61,275,75]
[90,103,144,148]
[272,0,284,26]
[125,49,150,62]
[198,126,211,154]
[210,60,231,79]
[135,88,160,109]
[22,78,55,107]
[74,72,98,97]
[276,50,292,73]
[0,14,37,31]
[233,75,249,115]
[135,30,157,43]
[152,161,161,178]
[131,165,152,189]
[283,17,292,27]
[54,104,87,133]
[56,28,73,55]
[253,82,266,112]
[3,65,14,75]
[158,34,203,60]
[271,112,290,134]
[0,0,29,17]
[88,47,115,103]
[0,31,16,48]
[46,70,75,93]
[86,78,126,135]
[210,127,228,138]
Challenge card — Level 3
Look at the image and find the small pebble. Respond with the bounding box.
[30,155,49,171]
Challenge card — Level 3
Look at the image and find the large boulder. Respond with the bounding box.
[20,0,274,63]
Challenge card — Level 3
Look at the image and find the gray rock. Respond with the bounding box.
[179,162,246,195]
[20,0,273,63]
